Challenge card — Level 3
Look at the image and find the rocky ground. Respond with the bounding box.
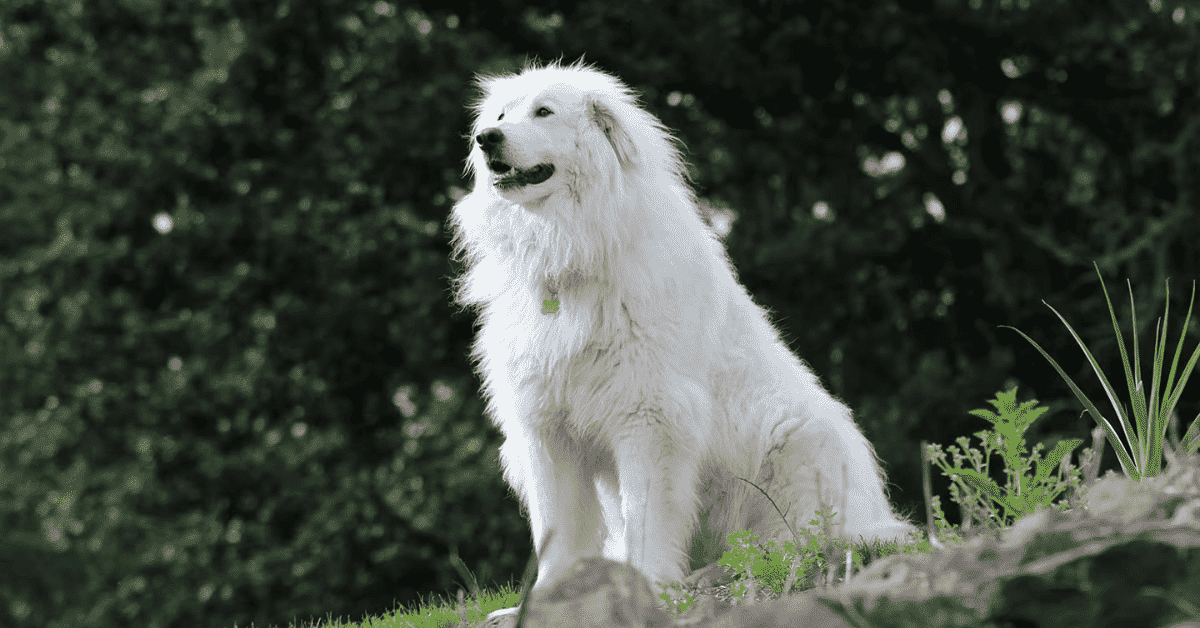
[477,454,1200,628]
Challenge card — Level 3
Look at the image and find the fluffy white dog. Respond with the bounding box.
[450,62,913,606]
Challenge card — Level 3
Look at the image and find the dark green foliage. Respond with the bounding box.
[1,1,1197,627]
[0,2,521,627]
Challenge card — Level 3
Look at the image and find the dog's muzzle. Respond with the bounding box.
[476,127,555,190]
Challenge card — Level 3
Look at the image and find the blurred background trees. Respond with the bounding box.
[1,0,1197,626]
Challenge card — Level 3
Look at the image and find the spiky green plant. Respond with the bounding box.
[1004,264,1200,480]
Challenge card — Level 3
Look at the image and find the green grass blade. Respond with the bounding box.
[1100,266,1144,435]
[1002,325,1140,479]
[1161,339,1200,443]
[1120,276,1151,470]
[1156,282,1195,401]
[1148,314,1167,476]
[1182,410,1200,455]
[1042,300,1144,468]
[1096,267,1146,468]
[1157,281,1200,471]
[1160,281,1197,427]
[1118,277,1147,439]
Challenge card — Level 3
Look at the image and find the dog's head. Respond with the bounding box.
[468,64,641,205]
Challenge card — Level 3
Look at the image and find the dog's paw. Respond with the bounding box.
[481,605,520,627]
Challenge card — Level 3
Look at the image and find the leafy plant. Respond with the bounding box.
[658,581,698,618]
[926,387,1084,529]
[718,530,796,599]
[1005,264,1200,480]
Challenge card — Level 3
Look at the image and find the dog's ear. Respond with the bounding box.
[590,100,637,167]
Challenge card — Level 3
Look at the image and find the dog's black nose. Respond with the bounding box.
[476,128,504,150]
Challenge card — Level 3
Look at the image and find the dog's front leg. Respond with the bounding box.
[505,426,605,590]
[608,420,699,588]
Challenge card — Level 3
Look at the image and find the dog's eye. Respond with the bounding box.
[498,112,505,121]
[535,106,553,118]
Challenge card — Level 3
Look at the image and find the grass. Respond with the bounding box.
[231,582,523,628]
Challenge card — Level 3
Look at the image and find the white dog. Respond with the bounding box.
[450,62,913,607]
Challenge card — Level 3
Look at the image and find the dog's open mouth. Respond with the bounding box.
[489,160,555,190]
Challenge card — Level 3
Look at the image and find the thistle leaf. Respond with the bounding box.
[1032,438,1084,486]
[948,467,1020,514]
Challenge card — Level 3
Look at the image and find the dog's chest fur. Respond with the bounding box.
[478,269,708,437]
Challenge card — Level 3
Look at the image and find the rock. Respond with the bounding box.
[709,593,853,628]
[820,454,1200,627]
[478,557,673,628]
[476,555,855,628]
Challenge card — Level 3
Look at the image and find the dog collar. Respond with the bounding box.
[542,279,560,315]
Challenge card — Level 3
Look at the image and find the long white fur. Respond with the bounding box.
[450,62,913,602]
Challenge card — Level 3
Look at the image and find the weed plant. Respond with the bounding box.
[925,387,1085,533]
